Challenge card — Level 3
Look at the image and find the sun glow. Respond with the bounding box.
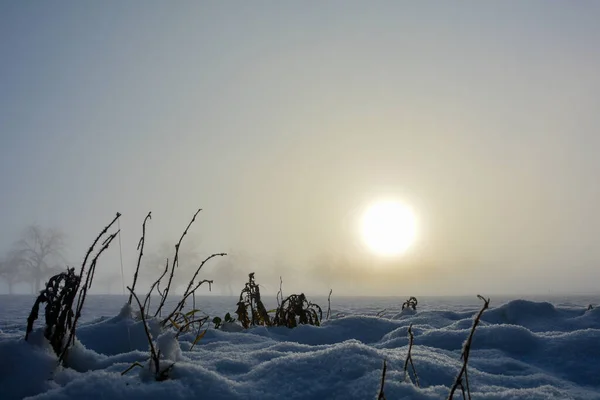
[360,200,417,257]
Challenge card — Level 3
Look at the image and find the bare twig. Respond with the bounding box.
[277,276,283,308]
[154,209,202,317]
[175,316,210,338]
[378,359,387,400]
[327,289,333,320]
[162,252,225,325]
[59,228,119,363]
[77,213,121,283]
[71,213,120,319]
[129,212,151,305]
[448,295,490,400]
[403,324,419,387]
[121,361,144,375]
[127,287,160,375]
[143,258,169,315]
[162,278,214,326]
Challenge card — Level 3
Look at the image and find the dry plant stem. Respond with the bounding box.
[163,252,226,324]
[121,361,144,375]
[163,277,215,326]
[72,213,121,317]
[77,213,121,284]
[162,252,225,325]
[154,208,202,317]
[378,359,387,400]
[127,287,160,374]
[80,232,119,296]
[447,295,490,400]
[144,258,168,315]
[129,212,151,305]
[175,316,209,338]
[277,276,283,307]
[59,228,119,363]
[181,253,225,299]
[403,324,420,387]
[464,367,471,396]
[327,289,333,320]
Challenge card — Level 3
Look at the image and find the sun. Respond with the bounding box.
[360,200,417,257]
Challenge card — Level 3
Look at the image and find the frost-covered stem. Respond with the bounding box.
[129,212,151,305]
[447,295,490,400]
[378,359,387,400]
[154,209,202,317]
[464,367,471,398]
[403,323,419,387]
[77,213,121,284]
[60,229,119,363]
[71,213,120,322]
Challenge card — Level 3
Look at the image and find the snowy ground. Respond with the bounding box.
[1,294,599,399]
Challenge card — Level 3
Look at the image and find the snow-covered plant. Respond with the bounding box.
[448,294,490,400]
[402,296,418,311]
[123,288,175,381]
[236,273,324,329]
[403,324,419,387]
[25,268,79,357]
[273,293,322,328]
[25,213,121,365]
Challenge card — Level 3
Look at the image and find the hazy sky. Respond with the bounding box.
[2,1,600,296]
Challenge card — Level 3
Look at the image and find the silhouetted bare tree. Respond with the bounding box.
[0,251,27,294]
[14,226,66,293]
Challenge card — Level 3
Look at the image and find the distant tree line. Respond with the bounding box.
[0,224,257,296]
[0,226,65,294]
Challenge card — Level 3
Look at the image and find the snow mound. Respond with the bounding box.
[0,298,599,399]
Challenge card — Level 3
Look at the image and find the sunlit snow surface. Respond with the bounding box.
[1,295,599,399]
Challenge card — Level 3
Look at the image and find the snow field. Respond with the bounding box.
[0,298,599,399]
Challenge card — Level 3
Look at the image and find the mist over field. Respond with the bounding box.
[2,2,600,297]
[2,4,600,400]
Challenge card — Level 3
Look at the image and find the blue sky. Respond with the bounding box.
[1,1,600,295]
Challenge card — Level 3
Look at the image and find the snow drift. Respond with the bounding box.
[0,298,599,399]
